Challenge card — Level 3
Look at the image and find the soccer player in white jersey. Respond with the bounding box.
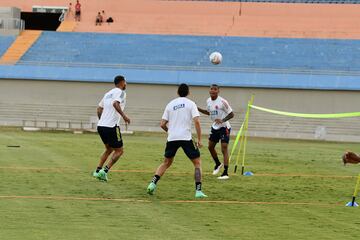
[93,75,130,181]
[147,84,207,198]
[198,84,234,180]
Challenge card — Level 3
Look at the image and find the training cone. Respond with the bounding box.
[243,171,254,176]
[346,201,359,207]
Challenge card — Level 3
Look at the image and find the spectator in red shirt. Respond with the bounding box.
[75,0,81,21]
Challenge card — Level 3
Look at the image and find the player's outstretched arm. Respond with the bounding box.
[160,119,168,132]
[113,101,130,124]
[197,107,210,115]
[193,116,202,148]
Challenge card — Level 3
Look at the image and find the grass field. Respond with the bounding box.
[1,127,360,240]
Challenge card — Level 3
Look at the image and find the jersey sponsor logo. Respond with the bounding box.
[210,110,218,116]
[105,93,113,99]
[173,103,185,111]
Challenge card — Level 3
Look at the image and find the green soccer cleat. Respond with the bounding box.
[92,171,99,178]
[97,169,108,181]
[147,182,157,195]
[195,190,208,198]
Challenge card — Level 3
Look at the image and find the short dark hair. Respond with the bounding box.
[211,84,219,89]
[177,83,189,97]
[114,75,125,85]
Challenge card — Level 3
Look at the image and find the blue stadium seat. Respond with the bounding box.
[19,31,360,72]
[0,35,16,57]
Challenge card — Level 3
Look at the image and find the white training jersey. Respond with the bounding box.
[162,97,200,142]
[97,88,126,128]
[206,96,233,130]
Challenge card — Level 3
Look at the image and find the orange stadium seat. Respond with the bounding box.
[1,0,360,38]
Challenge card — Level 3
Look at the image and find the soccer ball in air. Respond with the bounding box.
[209,52,222,65]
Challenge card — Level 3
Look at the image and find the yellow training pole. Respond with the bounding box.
[234,128,245,173]
[240,107,250,175]
[234,103,251,173]
[240,95,254,175]
[229,122,244,165]
[350,173,360,206]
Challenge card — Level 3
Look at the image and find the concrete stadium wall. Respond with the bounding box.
[1,78,360,141]
[2,78,360,112]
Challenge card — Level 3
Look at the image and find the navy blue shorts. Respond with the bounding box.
[164,140,200,160]
[97,126,123,148]
[209,127,231,144]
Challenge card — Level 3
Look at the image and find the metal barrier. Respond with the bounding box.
[0,18,25,34]
[21,119,95,131]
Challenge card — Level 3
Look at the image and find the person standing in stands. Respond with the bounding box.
[101,10,106,22]
[75,0,81,22]
[95,12,103,26]
[67,2,73,19]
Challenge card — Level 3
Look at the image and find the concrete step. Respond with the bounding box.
[57,21,77,32]
[0,30,42,64]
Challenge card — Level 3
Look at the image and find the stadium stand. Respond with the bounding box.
[0,35,16,56]
[63,1,360,39]
[0,31,359,91]
[1,0,360,38]
[165,0,360,4]
[0,30,41,64]
[57,21,76,32]
[18,32,360,72]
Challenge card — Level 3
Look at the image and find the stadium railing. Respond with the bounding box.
[16,60,360,77]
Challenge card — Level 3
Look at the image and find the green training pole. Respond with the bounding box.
[351,174,360,206]
[240,95,254,175]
